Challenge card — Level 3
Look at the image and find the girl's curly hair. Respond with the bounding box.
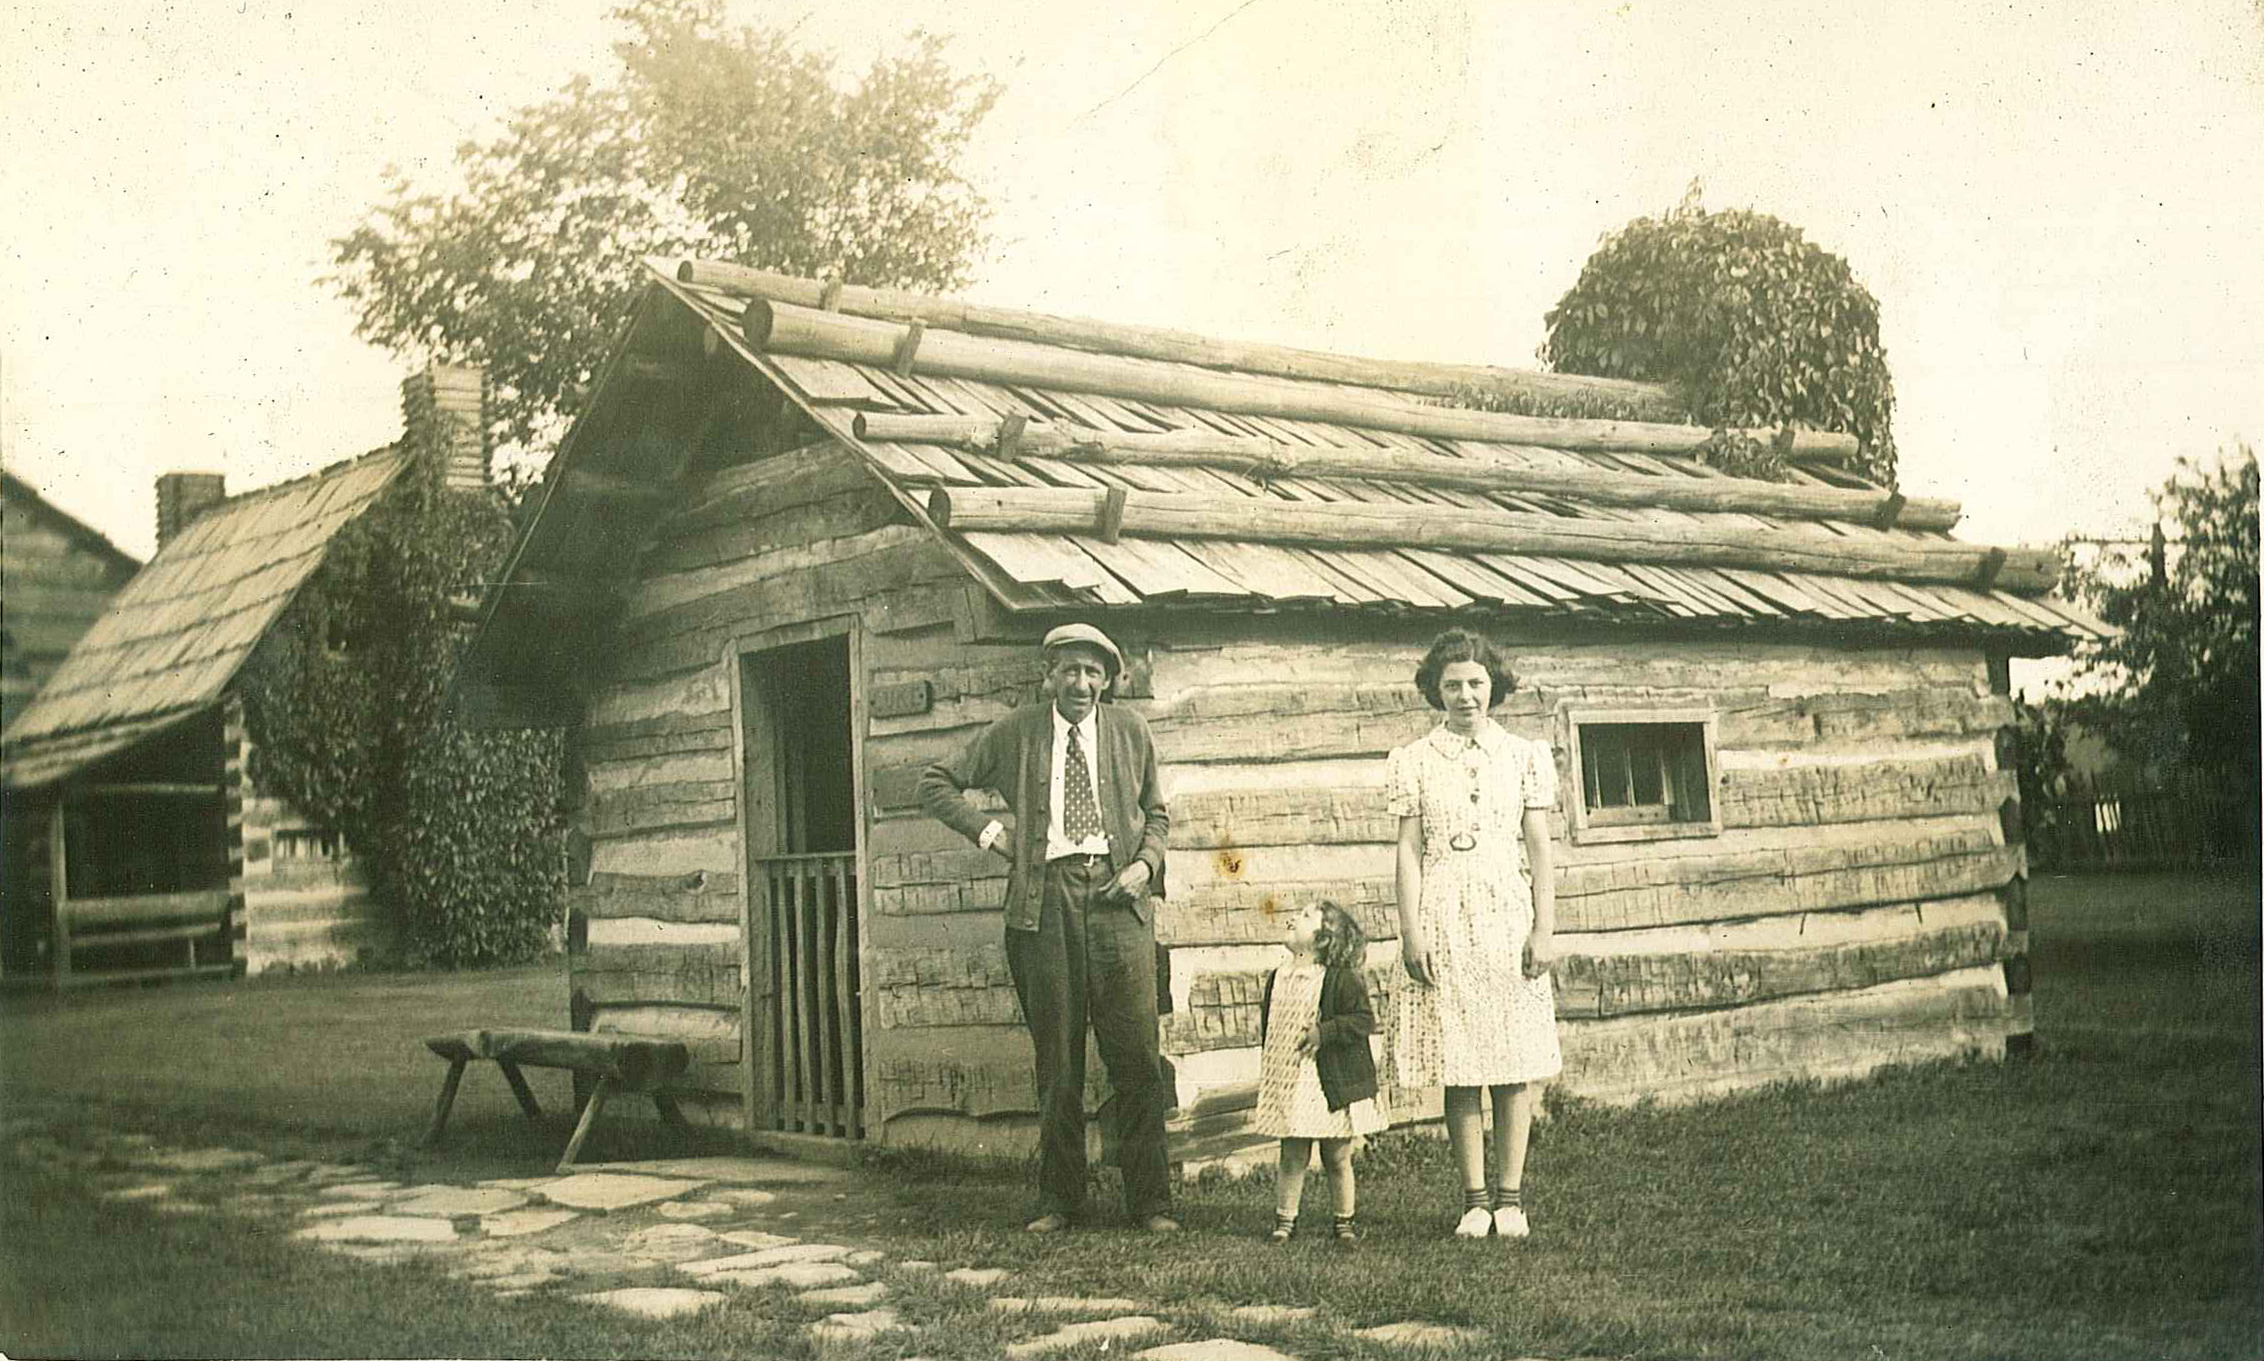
[1311,899,1367,972]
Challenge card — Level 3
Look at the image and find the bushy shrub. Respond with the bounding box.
[1543,182,1897,486]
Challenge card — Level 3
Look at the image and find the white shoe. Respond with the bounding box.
[1454,1206,1494,1239]
[1493,1205,1530,1240]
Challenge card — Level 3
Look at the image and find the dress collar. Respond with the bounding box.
[1430,716,1506,755]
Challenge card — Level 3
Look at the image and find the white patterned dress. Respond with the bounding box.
[1387,720,1564,1088]
[1252,959,1387,1139]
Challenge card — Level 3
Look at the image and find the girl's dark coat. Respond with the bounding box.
[1261,963,1381,1112]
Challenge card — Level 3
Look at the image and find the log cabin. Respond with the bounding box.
[0,474,144,982]
[0,368,487,987]
[451,257,2106,1167]
[2,472,143,734]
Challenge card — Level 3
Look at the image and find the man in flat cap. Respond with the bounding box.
[919,623,1176,1233]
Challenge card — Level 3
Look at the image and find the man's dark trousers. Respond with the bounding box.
[1006,855,1170,1221]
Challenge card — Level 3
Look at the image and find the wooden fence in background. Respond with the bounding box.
[2026,772,2260,871]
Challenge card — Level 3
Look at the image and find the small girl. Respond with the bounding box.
[1253,899,1384,1243]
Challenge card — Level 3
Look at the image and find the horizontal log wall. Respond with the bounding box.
[855,622,2025,1157]
[238,761,383,974]
[563,449,2028,1156]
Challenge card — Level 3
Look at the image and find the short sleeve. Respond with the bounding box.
[1522,739,1559,811]
[1386,744,1420,819]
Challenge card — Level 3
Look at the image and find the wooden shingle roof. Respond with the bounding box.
[460,258,2107,721]
[652,260,2104,641]
[1,449,409,789]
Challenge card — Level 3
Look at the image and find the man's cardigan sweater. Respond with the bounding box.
[917,700,1169,931]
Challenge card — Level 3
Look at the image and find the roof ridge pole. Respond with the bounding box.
[748,299,1857,462]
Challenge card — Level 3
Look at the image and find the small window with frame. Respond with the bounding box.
[1565,709,1722,845]
[274,827,344,862]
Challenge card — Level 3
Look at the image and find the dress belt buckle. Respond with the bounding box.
[1447,832,1479,853]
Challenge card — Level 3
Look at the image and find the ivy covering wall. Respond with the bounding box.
[238,458,563,968]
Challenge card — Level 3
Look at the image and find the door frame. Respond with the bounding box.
[726,614,872,1138]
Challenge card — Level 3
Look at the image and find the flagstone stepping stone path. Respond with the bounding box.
[621,1223,727,1260]
[705,1260,862,1289]
[1229,1305,1320,1325]
[809,1307,906,1344]
[654,1197,734,1220]
[531,1172,706,1211]
[480,1207,581,1237]
[715,1228,798,1250]
[943,1266,1012,1288]
[298,1201,364,1218]
[395,1185,530,1217]
[295,1214,462,1244]
[574,1287,726,1319]
[1139,1343,1304,1361]
[1005,1315,1172,1357]
[1355,1320,1492,1349]
[801,1281,891,1307]
[319,1180,405,1199]
[147,1148,266,1172]
[991,1296,1148,1316]
[8,1114,1552,1359]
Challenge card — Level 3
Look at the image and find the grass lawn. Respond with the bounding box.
[2,870,2258,1359]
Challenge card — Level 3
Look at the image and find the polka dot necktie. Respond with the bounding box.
[1063,725,1103,842]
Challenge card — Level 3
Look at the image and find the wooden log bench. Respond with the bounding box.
[422,1028,692,1173]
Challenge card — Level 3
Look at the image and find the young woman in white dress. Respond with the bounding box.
[1387,629,1563,1239]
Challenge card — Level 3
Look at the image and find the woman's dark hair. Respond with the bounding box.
[1413,628,1518,710]
[1311,900,1367,972]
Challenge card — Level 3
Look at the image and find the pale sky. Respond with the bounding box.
[5,0,2262,570]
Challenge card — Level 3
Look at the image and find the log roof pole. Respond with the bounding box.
[680,258,1692,423]
[747,299,1858,461]
[922,484,2056,594]
[853,412,1957,531]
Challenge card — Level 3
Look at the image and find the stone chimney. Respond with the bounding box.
[154,472,228,549]
[400,364,489,491]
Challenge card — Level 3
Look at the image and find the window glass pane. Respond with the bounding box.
[1576,721,1711,826]
[1672,742,1712,822]
[1589,729,1633,807]
[1629,731,1666,805]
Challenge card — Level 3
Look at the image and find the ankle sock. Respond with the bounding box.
[1332,1213,1357,1240]
[1270,1212,1296,1240]
[1492,1186,1523,1211]
[1462,1187,1489,1213]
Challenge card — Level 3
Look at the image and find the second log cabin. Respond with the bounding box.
[453,257,2104,1167]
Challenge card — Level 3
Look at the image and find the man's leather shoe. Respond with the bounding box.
[1025,1213,1073,1233]
[1142,1214,1183,1233]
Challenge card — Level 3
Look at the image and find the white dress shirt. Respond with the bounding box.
[1046,706,1111,860]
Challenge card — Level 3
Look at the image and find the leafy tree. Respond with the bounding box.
[2059,446,2260,788]
[1542,181,1898,485]
[239,444,564,968]
[329,0,1000,455]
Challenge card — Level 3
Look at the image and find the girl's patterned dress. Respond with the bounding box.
[1386,719,1564,1088]
[1252,960,1386,1139]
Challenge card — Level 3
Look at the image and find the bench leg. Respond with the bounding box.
[557,1073,613,1173]
[423,1059,468,1148]
[652,1091,690,1130]
[499,1061,543,1121]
